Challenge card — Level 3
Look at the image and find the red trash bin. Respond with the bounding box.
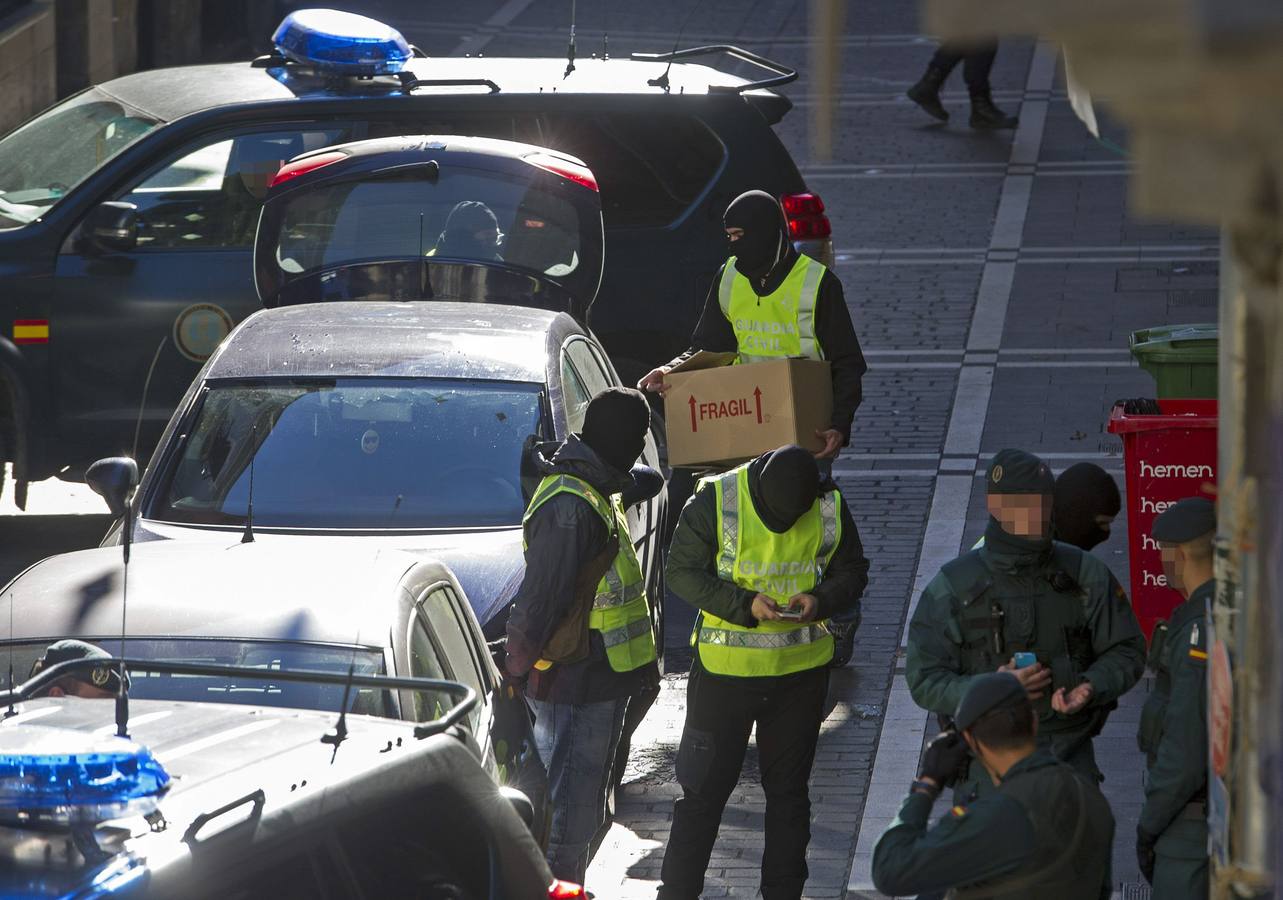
[1107,399,1217,641]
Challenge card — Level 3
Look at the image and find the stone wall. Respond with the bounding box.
[0,1,56,134]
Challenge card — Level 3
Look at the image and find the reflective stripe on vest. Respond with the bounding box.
[524,473,657,673]
[693,463,842,677]
[717,254,826,363]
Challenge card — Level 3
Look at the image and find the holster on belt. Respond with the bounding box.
[535,533,619,669]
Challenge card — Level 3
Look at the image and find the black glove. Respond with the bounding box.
[1136,827,1157,884]
[919,731,970,787]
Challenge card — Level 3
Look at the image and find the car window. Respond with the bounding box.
[116,126,352,250]
[420,586,484,734]
[407,616,456,724]
[559,351,592,434]
[0,87,160,229]
[153,378,543,529]
[541,113,725,227]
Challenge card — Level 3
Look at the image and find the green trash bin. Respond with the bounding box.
[1128,323,1218,398]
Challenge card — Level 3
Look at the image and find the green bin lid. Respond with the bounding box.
[1129,323,1218,362]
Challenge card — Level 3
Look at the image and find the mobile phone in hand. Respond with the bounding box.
[1013,651,1037,668]
[776,608,803,621]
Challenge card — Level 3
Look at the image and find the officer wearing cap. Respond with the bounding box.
[872,672,1115,898]
[30,639,126,699]
[907,448,1146,801]
[1136,497,1214,897]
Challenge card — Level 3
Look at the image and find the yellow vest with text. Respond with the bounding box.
[523,474,657,672]
[694,463,842,676]
[718,254,827,363]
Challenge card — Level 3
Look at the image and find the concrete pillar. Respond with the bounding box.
[0,1,56,134]
[113,0,136,77]
[137,0,199,69]
[55,0,116,95]
[809,0,843,163]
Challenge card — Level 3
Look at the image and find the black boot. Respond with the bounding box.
[969,89,1018,130]
[906,65,949,121]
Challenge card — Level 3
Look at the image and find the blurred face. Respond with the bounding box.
[725,227,744,243]
[987,493,1053,539]
[42,679,114,699]
[1095,513,1115,535]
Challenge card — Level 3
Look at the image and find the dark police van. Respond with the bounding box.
[0,9,828,505]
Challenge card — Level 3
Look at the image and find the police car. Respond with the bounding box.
[0,658,574,898]
[0,8,827,505]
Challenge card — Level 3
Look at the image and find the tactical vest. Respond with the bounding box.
[693,462,841,676]
[939,544,1096,727]
[950,760,1112,899]
[717,254,826,363]
[524,474,657,673]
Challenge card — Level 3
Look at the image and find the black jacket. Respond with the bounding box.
[504,435,661,704]
[667,251,867,444]
[666,468,870,648]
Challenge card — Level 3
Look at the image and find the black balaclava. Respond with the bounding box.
[436,200,502,259]
[724,190,790,283]
[748,445,820,533]
[580,387,650,475]
[1053,462,1122,550]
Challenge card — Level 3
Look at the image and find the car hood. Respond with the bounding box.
[132,520,525,629]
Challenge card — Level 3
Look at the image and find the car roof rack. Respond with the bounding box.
[395,71,500,94]
[629,44,798,94]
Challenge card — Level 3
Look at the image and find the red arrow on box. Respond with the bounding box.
[754,386,762,424]
[688,394,697,433]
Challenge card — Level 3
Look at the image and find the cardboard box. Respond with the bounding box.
[663,352,832,467]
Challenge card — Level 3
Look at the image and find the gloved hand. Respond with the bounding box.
[919,731,970,787]
[1136,827,1157,884]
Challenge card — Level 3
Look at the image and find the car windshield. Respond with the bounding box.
[153,378,542,529]
[9,638,402,718]
[268,166,587,282]
[0,88,160,228]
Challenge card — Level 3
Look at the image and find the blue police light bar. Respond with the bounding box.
[272,9,412,76]
[0,725,170,826]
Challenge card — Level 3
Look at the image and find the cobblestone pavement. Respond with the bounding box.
[0,2,1217,898]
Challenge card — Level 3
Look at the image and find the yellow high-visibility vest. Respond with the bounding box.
[693,462,842,676]
[524,474,656,673]
[717,253,826,363]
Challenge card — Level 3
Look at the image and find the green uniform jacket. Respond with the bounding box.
[871,749,1114,899]
[1139,580,1210,864]
[665,478,869,629]
[906,525,1145,780]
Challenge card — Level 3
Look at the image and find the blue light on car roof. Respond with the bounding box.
[0,725,170,826]
[272,9,412,76]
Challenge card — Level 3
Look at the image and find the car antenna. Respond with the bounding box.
[563,0,576,78]
[648,1,700,92]
[602,0,610,60]
[321,629,362,763]
[242,427,257,544]
[116,473,136,739]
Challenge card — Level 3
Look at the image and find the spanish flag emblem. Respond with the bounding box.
[13,319,48,344]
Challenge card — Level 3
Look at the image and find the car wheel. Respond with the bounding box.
[651,546,667,675]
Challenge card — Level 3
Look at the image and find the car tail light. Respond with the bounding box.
[547,880,586,898]
[781,192,831,240]
[270,151,348,187]
[524,152,599,192]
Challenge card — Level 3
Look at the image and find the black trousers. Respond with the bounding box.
[658,663,828,900]
[928,41,998,93]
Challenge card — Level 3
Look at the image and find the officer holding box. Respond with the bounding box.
[638,190,868,665]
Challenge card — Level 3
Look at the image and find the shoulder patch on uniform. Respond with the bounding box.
[950,805,968,818]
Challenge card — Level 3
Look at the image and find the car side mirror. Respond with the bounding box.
[498,786,535,831]
[86,457,139,518]
[87,201,139,253]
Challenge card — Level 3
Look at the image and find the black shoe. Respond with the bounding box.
[969,90,1018,130]
[906,66,949,122]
